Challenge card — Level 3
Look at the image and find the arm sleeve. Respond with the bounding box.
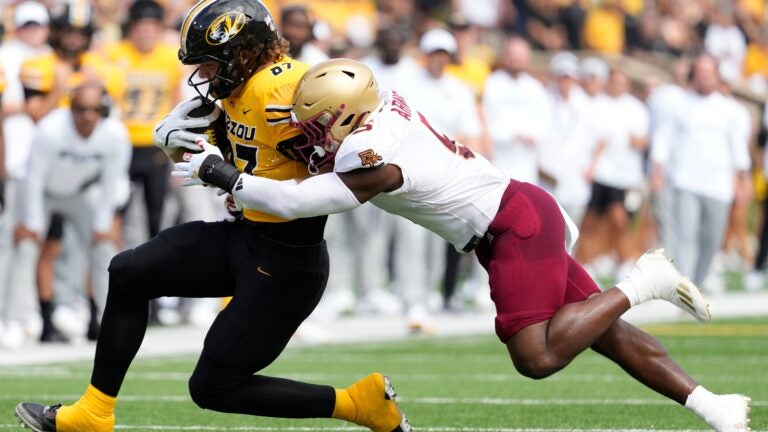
[93,122,131,233]
[232,172,362,220]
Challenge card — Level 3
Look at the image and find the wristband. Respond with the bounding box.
[198,155,241,193]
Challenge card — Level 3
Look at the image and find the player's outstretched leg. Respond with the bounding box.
[616,248,711,321]
[15,385,115,432]
[332,373,411,432]
[593,319,751,432]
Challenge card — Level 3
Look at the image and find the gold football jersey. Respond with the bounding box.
[19,51,124,107]
[222,56,310,223]
[104,41,184,146]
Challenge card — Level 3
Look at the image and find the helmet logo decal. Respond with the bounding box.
[206,12,247,45]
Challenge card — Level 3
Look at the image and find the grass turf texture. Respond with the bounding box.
[1,317,766,431]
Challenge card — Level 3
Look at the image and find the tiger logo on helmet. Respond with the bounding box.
[178,0,279,100]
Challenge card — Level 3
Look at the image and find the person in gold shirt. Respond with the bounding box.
[104,0,183,240]
[15,1,410,432]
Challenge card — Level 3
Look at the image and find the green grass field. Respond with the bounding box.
[1,317,766,431]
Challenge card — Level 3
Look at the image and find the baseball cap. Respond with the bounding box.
[419,28,457,55]
[13,1,50,28]
[579,56,609,81]
[550,52,579,78]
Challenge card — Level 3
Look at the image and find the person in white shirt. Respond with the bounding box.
[539,52,593,226]
[647,58,690,251]
[0,1,51,344]
[578,66,649,278]
[173,58,749,432]
[316,26,422,320]
[2,82,130,349]
[704,8,745,87]
[394,28,484,331]
[651,55,751,288]
[483,35,551,185]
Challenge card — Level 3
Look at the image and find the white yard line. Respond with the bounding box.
[1,394,765,407]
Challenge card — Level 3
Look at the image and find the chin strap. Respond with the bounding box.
[198,155,241,193]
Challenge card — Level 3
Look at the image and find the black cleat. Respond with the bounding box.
[15,402,59,432]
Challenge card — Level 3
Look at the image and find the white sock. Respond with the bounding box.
[615,279,641,307]
[685,385,715,418]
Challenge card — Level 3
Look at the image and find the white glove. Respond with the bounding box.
[153,98,221,151]
[171,138,224,186]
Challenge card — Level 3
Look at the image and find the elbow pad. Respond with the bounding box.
[198,155,241,193]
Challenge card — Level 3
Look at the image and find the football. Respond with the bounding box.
[163,96,230,163]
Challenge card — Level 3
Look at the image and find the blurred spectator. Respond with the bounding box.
[651,55,751,290]
[539,52,593,227]
[521,0,568,51]
[452,0,504,30]
[396,28,484,330]
[104,0,181,243]
[280,5,328,66]
[18,0,121,344]
[647,57,691,251]
[719,70,754,276]
[581,0,626,54]
[2,82,130,349]
[655,0,696,57]
[747,101,768,291]
[482,35,550,185]
[283,0,376,48]
[558,0,586,50]
[704,7,746,86]
[362,26,420,98]
[0,0,51,331]
[104,0,185,325]
[577,65,649,279]
[20,0,121,122]
[444,13,492,99]
[743,26,768,93]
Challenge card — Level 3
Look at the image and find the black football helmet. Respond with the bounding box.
[49,0,94,59]
[179,0,278,100]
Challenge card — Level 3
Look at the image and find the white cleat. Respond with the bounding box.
[627,249,711,322]
[702,394,751,432]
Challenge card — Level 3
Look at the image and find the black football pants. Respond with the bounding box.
[91,217,335,418]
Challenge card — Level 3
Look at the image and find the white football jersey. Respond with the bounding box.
[334,90,509,251]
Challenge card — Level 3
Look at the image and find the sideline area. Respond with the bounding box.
[2,291,767,366]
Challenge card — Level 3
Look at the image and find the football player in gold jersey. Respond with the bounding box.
[15,1,410,432]
[104,0,183,240]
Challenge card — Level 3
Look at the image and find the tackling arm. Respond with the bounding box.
[232,173,362,219]
[173,140,404,219]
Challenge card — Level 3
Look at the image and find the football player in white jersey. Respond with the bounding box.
[174,59,751,432]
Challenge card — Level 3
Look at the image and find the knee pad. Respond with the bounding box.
[107,249,134,281]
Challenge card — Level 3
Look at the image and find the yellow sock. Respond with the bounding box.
[332,373,403,432]
[56,384,116,432]
[332,388,356,421]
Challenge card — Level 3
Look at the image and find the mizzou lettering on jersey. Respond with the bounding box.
[225,115,256,141]
[221,56,311,223]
